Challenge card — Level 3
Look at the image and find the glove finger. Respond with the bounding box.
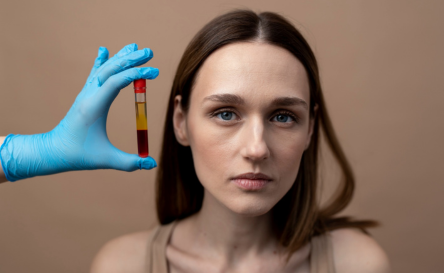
[88,44,137,85]
[94,48,154,87]
[114,43,138,58]
[98,67,159,107]
[108,149,157,171]
[86,47,109,84]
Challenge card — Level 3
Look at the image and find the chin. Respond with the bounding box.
[225,199,276,217]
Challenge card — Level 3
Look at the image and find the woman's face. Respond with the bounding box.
[173,42,316,217]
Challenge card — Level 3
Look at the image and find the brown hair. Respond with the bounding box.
[155,9,378,259]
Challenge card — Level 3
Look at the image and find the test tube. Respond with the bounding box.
[134,79,149,157]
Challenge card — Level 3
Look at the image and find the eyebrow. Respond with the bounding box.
[203,93,308,109]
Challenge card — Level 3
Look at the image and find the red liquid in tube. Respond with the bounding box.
[137,130,149,158]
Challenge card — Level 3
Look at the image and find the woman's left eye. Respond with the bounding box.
[272,112,297,123]
[211,109,298,123]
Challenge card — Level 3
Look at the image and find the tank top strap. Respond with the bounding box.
[309,231,336,273]
[145,221,178,273]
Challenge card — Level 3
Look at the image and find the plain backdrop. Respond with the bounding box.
[1,0,443,272]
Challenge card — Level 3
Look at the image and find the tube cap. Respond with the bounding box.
[134,79,146,93]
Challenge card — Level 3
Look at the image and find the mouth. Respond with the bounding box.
[231,178,271,191]
[230,172,273,191]
[231,172,273,180]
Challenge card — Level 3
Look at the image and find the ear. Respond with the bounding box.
[172,95,190,146]
[305,103,318,150]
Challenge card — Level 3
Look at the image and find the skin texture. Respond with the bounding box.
[90,42,391,273]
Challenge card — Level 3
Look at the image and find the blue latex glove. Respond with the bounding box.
[0,43,159,182]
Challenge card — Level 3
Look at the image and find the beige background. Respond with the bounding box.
[0,0,443,272]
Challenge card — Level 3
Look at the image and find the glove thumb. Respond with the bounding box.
[108,149,157,171]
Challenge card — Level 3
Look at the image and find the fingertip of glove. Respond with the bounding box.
[139,157,157,170]
[98,46,108,56]
[96,47,109,65]
[139,67,159,79]
[149,67,159,78]
[143,48,154,59]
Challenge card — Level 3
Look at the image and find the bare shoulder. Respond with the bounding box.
[329,228,391,273]
[90,226,158,273]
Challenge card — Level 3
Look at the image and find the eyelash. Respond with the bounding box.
[209,108,299,124]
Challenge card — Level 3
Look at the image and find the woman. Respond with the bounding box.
[0,9,390,273]
[90,9,390,273]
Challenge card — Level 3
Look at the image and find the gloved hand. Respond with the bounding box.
[0,43,159,182]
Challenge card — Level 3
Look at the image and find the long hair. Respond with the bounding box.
[155,9,377,259]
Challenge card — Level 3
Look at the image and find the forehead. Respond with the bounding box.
[191,42,310,105]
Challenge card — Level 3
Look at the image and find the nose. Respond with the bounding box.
[240,116,270,161]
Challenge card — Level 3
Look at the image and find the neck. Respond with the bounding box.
[186,190,279,263]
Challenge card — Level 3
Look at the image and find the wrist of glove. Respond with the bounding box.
[0,133,65,182]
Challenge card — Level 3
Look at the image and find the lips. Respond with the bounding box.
[231,172,273,191]
[231,172,272,180]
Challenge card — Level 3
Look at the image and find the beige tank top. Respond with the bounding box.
[145,221,336,273]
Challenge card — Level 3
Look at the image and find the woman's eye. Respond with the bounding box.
[272,113,297,123]
[216,111,236,121]
[212,109,298,124]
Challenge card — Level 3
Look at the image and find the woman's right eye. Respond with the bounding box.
[215,111,236,121]
[209,108,239,122]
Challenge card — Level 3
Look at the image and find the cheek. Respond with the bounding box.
[187,115,236,185]
[274,132,307,166]
[270,132,307,193]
